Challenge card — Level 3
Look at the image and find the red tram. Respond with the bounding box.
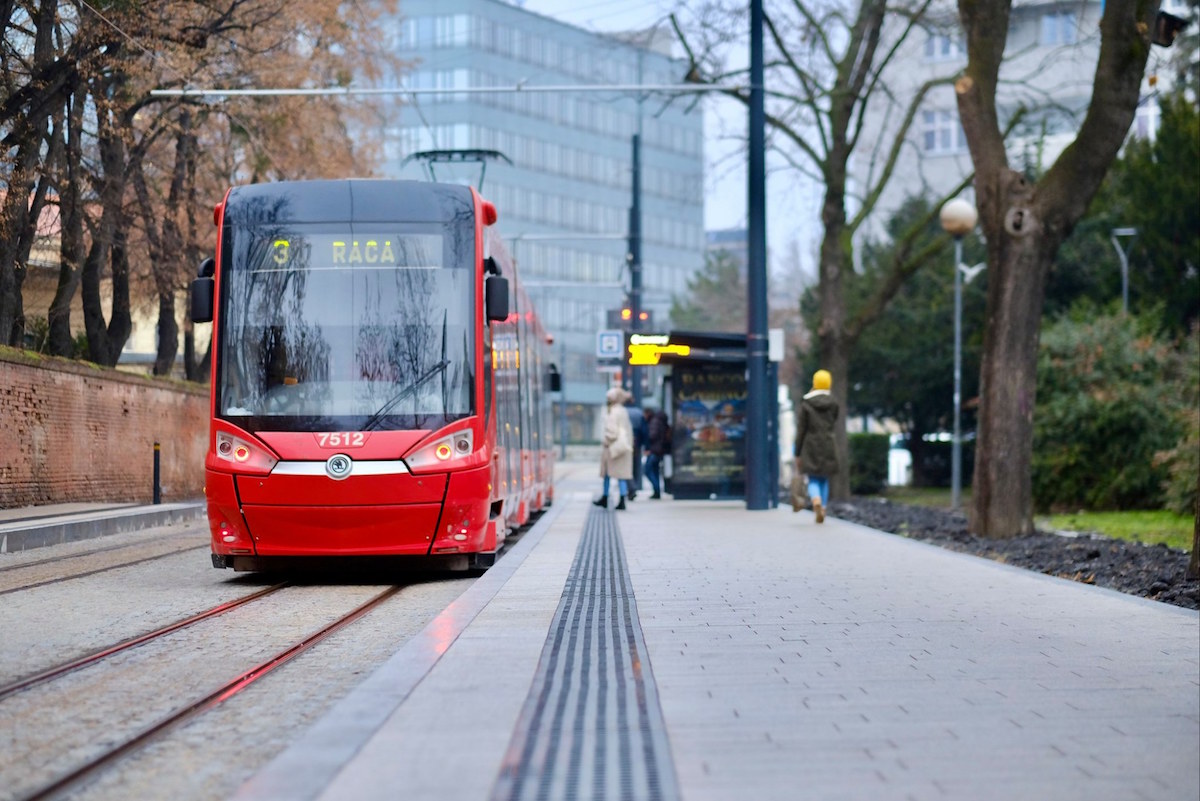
[190,180,555,571]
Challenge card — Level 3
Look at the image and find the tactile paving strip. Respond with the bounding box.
[491,506,679,801]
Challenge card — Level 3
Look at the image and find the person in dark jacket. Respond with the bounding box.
[794,369,840,523]
[626,400,647,499]
[643,407,670,499]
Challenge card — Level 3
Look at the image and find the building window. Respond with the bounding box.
[1040,11,1077,45]
[923,32,964,61]
[921,109,967,154]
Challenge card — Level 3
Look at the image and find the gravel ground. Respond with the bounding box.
[828,497,1200,611]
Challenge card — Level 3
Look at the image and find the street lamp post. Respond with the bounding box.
[1111,227,1137,315]
[939,198,978,511]
[745,0,770,510]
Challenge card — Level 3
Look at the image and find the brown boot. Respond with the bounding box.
[813,498,824,524]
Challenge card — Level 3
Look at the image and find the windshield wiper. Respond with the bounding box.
[362,359,450,431]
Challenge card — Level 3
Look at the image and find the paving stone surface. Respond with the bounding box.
[239,469,1200,801]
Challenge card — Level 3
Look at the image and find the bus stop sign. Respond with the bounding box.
[596,330,623,359]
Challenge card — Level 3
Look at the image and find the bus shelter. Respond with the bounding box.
[627,331,779,503]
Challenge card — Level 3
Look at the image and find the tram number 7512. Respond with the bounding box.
[315,432,366,448]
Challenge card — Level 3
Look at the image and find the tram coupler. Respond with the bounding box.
[469,551,497,570]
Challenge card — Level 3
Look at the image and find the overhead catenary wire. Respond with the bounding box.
[150,82,747,98]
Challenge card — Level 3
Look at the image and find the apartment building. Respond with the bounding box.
[849,0,1174,245]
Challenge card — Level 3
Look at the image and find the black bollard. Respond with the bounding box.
[153,441,161,504]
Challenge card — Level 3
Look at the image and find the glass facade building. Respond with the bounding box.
[377,0,705,440]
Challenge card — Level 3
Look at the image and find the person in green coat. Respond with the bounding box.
[794,369,840,523]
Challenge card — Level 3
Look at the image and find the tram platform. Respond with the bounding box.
[236,462,1200,801]
[0,501,204,552]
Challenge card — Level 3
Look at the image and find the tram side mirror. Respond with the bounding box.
[191,259,216,323]
[486,275,509,322]
[547,364,562,392]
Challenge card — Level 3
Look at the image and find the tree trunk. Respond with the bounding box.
[817,143,852,500]
[82,202,132,367]
[151,116,194,376]
[82,88,131,366]
[154,291,178,376]
[49,84,87,357]
[0,135,42,345]
[0,0,56,345]
[107,218,133,363]
[184,324,198,381]
[969,173,1048,536]
[10,173,54,346]
[957,0,1154,537]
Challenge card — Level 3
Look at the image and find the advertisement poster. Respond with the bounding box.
[670,363,746,499]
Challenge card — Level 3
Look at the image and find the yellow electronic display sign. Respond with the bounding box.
[627,334,691,366]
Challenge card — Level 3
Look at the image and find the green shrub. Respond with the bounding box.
[22,316,89,359]
[1033,309,1191,511]
[1154,325,1199,516]
[849,433,889,495]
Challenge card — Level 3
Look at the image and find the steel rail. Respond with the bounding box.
[17,585,404,801]
[0,537,191,573]
[0,583,290,702]
[0,545,206,596]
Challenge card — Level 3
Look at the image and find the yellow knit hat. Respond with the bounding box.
[812,369,832,390]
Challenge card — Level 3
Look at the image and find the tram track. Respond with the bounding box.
[0,535,184,572]
[12,585,405,801]
[0,544,207,596]
[0,583,290,702]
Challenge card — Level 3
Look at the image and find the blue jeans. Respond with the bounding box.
[808,475,830,506]
[644,453,662,495]
[602,475,629,500]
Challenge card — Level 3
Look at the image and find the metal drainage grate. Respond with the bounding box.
[491,506,679,801]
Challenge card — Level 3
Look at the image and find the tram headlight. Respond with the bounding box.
[407,429,474,472]
[215,432,278,473]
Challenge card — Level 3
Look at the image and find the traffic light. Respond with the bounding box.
[606,305,651,329]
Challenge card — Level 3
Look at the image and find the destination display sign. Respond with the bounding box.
[625,333,692,366]
[254,233,445,271]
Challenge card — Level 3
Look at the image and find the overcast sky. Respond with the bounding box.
[518,0,820,277]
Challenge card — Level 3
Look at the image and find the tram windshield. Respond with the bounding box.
[216,223,476,432]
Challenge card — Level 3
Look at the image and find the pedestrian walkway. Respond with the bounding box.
[0,501,204,552]
[237,465,1200,801]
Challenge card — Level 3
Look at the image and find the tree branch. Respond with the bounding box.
[1037,0,1155,237]
[956,0,1011,206]
[764,8,832,158]
[848,73,957,233]
[786,0,838,66]
[847,173,975,344]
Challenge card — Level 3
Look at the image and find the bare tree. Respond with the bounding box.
[123,0,400,375]
[0,0,60,345]
[956,0,1157,537]
[674,0,970,498]
[47,82,88,357]
[3,0,399,371]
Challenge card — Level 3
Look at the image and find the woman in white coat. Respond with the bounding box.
[595,387,635,509]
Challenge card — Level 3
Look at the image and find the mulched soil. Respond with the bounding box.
[828,497,1200,611]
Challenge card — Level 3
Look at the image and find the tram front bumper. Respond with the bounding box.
[204,464,494,561]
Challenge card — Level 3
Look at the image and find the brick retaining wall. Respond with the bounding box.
[0,348,208,508]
